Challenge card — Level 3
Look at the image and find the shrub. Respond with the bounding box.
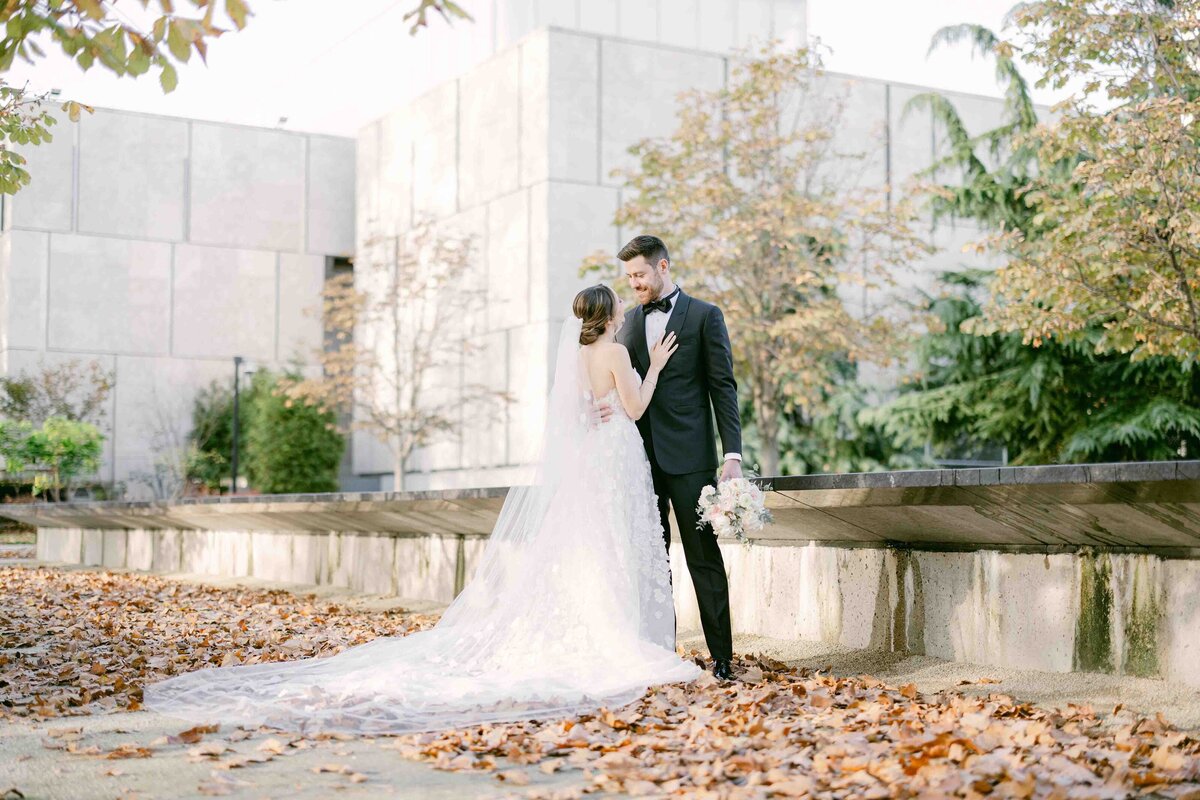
[244,376,343,494]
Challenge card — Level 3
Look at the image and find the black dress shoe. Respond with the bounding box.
[711,659,734,681]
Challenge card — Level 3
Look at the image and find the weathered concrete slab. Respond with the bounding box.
[9,463,1200,554]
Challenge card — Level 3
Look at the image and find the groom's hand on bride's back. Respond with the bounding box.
[588,402,614,428]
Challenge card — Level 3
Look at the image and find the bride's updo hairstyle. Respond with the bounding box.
[573,284,617,346]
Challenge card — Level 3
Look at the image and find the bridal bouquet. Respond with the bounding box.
[697,478,772,544]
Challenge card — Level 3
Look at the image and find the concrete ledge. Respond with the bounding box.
[7,461,1200,551]
[14,460,1200,689]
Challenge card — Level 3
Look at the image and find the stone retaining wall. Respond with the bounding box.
[37,525,1200,688]
[673,543,1200,686]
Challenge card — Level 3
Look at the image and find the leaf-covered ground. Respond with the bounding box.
[0,565,437,719]
[3,564,1200,799]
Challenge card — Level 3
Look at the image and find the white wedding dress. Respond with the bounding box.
[144,318,701,734]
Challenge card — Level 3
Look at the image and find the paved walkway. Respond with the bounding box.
[3,561,1199,799]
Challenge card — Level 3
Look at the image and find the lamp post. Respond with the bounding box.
[231,356,243,494]
[230,357,256,494]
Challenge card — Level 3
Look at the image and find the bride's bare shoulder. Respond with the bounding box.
[596,342,632,365]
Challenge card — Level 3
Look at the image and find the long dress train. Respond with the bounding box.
[143,318,701,734]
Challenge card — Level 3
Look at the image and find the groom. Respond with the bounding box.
[609,234,741,681]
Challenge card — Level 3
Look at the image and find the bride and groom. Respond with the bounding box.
[145,235,744,735]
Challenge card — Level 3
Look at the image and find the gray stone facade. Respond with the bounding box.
[0,0,1018,493]
[0,108,354,494]
[356,12,1011,491]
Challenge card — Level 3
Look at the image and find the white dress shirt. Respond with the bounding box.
[643,288,741,463]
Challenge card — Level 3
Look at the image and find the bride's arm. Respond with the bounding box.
[610,334,677,420]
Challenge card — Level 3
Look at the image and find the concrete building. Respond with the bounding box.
[0,109,354,495]
[0,0,1011,493]
[352,1,1008,491]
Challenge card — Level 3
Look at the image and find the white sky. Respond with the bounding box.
[4,0,1065,138]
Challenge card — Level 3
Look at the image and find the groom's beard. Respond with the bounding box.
[638,274,666,305]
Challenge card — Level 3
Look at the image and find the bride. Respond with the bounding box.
[144,284,703,735]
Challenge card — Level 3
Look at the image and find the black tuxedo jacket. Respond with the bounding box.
[617,290,742,476]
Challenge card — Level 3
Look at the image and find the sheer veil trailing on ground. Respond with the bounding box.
[144,316,700,735]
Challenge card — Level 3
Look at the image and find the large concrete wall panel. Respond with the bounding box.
[888,84,936,189]
[188,123,305,251]
[356,121,382,245]
[277,253,326,362]
[3,230,48,349]
[410,83,459,219]
[172,244,277,360]
[47,234,171,354]
[506,322,551,465]
[305,136,355,256]
[599,41,725,185]
[13,122,74,232]
[548,32,599,184]
[461,331,508,469]
[459,48,522,208]
[351,428,394,479]
[77,111,187,241]
[519,32,550,188]
[485,189,532,330]
[375,113,412,237]
[537,182,620,323]
[815,74,888,189]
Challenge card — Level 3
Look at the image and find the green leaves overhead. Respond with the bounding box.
[0,1,252,94]
[0,0,257,195]
[402,0,473,36]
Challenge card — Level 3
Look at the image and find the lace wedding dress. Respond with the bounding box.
[144,318,701,734]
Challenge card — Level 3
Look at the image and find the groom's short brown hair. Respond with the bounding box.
[618,235,670,267]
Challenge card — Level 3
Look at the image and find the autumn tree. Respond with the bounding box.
[598,45,929,476]
[872,14,1200,466]
[968,0,1200,362]
[287,221,507,492]
[0,360,110,499]
[0,359,113,426]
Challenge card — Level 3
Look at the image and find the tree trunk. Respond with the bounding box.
[755,395,782,478]
[759,428,781,478]
[392,447,406,492]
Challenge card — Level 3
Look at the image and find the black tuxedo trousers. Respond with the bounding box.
[649,455,734,662]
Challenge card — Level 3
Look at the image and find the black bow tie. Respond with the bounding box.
[644,291,678,315]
